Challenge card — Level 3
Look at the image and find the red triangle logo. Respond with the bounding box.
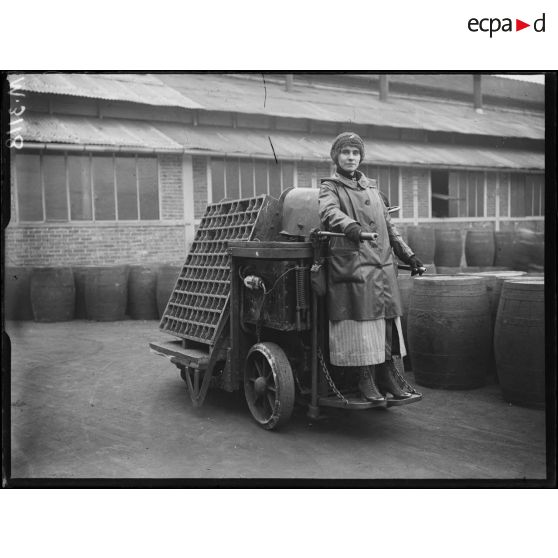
[516,19,530,31]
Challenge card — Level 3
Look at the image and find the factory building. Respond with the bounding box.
[6,73,544,268]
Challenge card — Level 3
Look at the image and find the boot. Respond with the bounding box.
[377,359,421,401]
[357,366,386,406]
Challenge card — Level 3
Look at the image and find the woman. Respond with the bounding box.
[318,132,423,406]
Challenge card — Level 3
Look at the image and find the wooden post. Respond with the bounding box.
[183,154,195,250]
[379,75,389,101]
[474,75,483,112]
[285,74,294,92]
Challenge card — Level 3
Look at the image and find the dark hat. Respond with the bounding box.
[330,132,365,164]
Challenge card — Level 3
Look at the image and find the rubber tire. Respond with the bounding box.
[244,342,295,430]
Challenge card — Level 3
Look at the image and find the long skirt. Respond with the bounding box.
[329,317,407,366]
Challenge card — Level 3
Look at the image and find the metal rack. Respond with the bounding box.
[159,194,281,345]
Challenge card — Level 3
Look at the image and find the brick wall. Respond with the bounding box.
[159,154,184,220]
[5,224,186,267]
[193,156,208,218]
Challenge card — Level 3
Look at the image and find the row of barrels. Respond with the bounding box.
[398,271,545,408]
[405,226,544,271]
[5,264,182,322]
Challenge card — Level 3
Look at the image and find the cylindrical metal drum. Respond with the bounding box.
[406,226,435,265]
[408,276,491,389]
[156,264,182,318]
[494,279,545,407]
[434,229,463,267]
[85,265,129,321]
[128,265,158,320]
[30,267,75,322]
[5,266,33,320]
[494,232,515,268]
[465,229,495,267]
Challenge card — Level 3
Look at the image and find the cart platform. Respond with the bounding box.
[149,340,209,369]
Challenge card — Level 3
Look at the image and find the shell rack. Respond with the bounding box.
[159,194,281,345]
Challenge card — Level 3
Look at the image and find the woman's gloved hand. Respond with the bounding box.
[409,255,425,276]
[344,222,363,243]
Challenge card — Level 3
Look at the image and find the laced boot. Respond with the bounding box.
[357,366,386,406]
[377,359,421,403]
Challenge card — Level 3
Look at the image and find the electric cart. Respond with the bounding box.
[149,188,421,430]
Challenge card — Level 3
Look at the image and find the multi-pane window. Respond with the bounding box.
[447,171,485,217]
[210,157,295,201]
[509,174,544,217]
[14,152,159,222]
[361,165,399,206]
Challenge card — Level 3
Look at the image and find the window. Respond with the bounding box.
[432,170,450,218]
[509,173,544,217]
[210,157,295,201]
[362,165,399,207]
[447,171,484,218]
[14,152,160,222]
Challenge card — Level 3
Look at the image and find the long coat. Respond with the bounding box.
[318,171,414,321]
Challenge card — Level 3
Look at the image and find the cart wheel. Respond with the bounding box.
[244,342,295,430]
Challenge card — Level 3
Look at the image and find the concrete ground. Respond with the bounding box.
[7,320,547,480]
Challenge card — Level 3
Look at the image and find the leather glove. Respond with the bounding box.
[409,255,424,276]
[344,222,362,243]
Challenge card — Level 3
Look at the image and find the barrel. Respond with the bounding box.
[128,265,158,320]
[72,266,93,319]
[408,276,491,389]
[494,279,545,407]
[494,232,516,268]
[436,266,462,275]
[458,271,526,324]
[465,230,495,267]
[156,264,182,318]
[30,267,75,322]
[461,266,511,273]
[5,266,33,320]
[434,229,463,267]
[513,229,544,271]
[84,265,129,321]
[406,226,435,265]
[397,275,414,365]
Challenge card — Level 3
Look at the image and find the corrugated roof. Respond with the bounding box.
[8,73,203,109]
[158,74,545,140]
[20,114,543,171]
[10,73,544,140]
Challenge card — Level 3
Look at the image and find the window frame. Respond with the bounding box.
[13,151,161,224]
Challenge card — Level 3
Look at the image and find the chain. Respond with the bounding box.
[317,346,349,406]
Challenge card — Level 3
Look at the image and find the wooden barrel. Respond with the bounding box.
[406,226,435,265]
[436,266,461,275]
[397,274,415,370]
[494,279,545,407]
[72,266,93,319]
[513,229,544,271]
[494,232,516,268]
[128,265,158,320]
[461,266,511,273]
[30,267,75,322]
[5,266,33,320]
[156,264,182,318]
[465,230,495,267]
[85,266,129,321]
[434,229,463,267]
[458,271,526,324]
[408,276,491,389]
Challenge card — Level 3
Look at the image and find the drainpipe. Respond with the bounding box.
[379,75,389,101]
[474,74,483,113]
[285,74,294,92]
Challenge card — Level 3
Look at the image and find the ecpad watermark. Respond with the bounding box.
[468,12,546,38]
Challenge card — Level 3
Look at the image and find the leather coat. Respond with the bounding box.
[319,171,414,321]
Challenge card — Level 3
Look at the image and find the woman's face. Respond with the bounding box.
[337,146,361,173]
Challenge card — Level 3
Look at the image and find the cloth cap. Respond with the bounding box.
[330,132,365,164]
